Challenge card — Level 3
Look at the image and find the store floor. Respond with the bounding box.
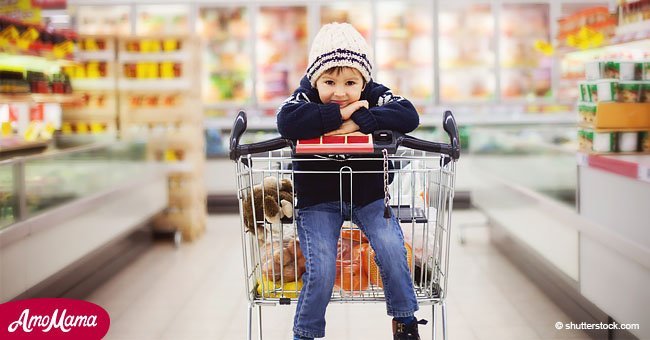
[87,211,590,340]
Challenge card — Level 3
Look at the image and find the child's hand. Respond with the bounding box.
[339,100,369,120]
[324,119,360,136]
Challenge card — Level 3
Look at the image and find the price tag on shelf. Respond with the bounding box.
[639,165,650,183]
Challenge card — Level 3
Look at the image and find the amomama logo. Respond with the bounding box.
[0,298,110,339]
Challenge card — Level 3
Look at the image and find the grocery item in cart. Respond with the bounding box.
[360,242,413,288]
[261,238,306,283]
[256,277,303,298]
[335,235,369,292]
[242,176,294,233]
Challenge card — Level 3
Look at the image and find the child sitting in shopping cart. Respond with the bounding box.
[276,22,425,340]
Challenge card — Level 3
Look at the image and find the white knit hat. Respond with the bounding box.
[306,22,372,87]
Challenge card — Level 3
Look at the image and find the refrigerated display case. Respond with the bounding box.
[320,3,372,39]
[500,4,552,100]
[135,5,191,36]
[375,1,434,103]
[0,141,168,301]
[71,5,131,36]
[198,7,252,110]
[256,6,308,110]
[438,3,495,102]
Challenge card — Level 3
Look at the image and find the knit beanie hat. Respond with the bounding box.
[306,22,372,87]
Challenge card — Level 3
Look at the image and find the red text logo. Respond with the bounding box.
[0,298,110,339]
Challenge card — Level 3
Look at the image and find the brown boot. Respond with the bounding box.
[392,318,427,340]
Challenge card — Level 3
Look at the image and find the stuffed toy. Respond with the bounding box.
[261,237,306,283]
[242,176,294,233]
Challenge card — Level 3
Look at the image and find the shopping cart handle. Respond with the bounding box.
[229,111,292,160]
[395,111,460,160]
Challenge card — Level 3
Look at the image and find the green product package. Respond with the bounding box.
[596,80,618,102]
[604,61,620,79]
[619,61,643,80]
[577,102,597,124]
[579,82,592,102]
[642,82,650,103]
[639,131,650,152]
[617,82,642,103]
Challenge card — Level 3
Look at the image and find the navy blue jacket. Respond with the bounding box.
[277,76,419,208]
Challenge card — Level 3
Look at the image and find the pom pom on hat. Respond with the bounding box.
[306,22,372,87]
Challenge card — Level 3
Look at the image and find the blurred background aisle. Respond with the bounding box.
[1,1,648,340]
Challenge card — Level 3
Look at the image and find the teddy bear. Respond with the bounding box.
[261,237,306,283]
[242,176,294,234]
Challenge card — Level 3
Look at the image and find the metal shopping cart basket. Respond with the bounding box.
[230,110,460,340]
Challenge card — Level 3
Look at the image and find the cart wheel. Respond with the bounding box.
[173,230,182,248]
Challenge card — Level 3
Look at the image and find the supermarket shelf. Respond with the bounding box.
[118,51,192,62]
[440,65,495,72]
[77,50,115,61]
[117,79,191,91]
[62,110,118,121]
[126,111,201,124]
[0,138,50,155]
[559,35,650,56]
[71,79,116,91]
[162,161,194,173]
[0,93,83,104]
[204,102,250,110]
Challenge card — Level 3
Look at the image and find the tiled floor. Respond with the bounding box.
[87,211,590,340]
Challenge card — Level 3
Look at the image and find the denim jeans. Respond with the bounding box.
[292,199,419,339]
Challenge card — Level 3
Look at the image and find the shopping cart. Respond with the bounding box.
[230,110,460,340]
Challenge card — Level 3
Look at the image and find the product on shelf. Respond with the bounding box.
[0,70,29,94]
[0,16,77,59]
[579,128,650,153]
[557,7,616,49]
[74,5,131,35]
[617,0,650,26]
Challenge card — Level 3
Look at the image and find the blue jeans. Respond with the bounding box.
[292,199,419,339]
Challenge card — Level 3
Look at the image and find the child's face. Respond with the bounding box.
[315,67,365,108]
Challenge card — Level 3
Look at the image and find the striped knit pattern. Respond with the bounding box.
[306,48,372,85]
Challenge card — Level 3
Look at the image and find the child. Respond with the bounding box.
[276,22,423,340]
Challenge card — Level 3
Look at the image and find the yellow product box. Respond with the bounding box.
[586,102,650,129]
